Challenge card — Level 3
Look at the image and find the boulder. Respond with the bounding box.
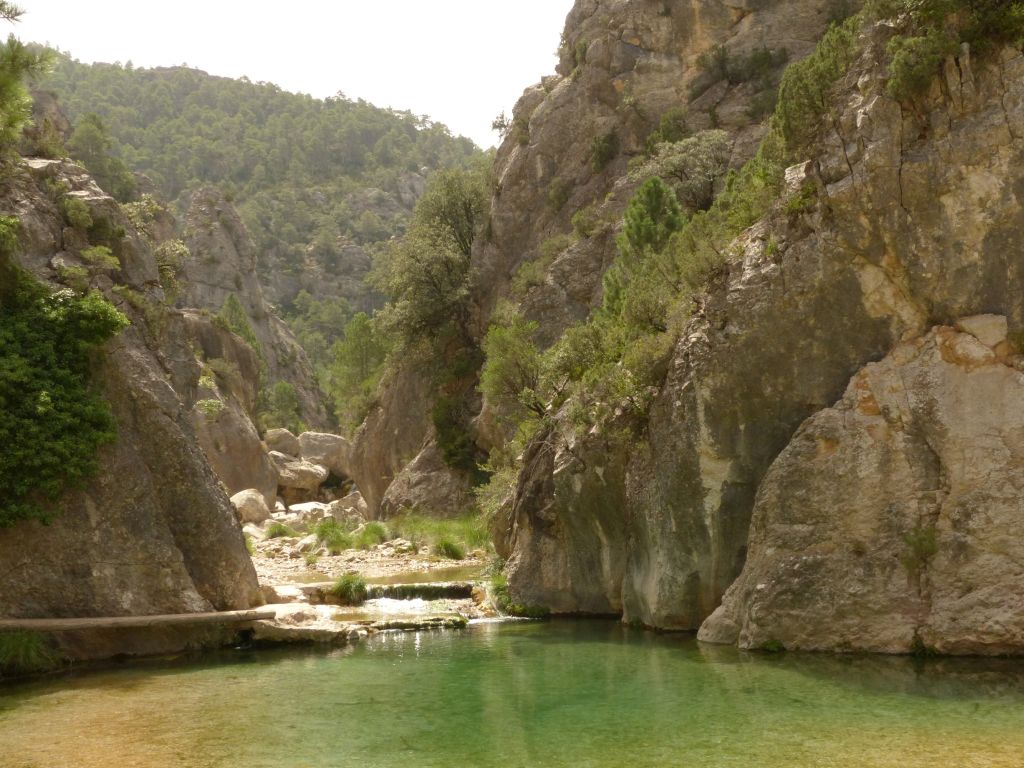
[269,451,329,505]
[230,489,271,525]
[298,431,353,478]
[265,428,301,457]
[699,325,1024,655]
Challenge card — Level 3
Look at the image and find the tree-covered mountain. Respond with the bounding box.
[40,53,482,310]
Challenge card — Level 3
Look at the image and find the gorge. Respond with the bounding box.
[2,0,1024,765]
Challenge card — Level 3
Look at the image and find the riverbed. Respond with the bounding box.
[2,620,1024,767]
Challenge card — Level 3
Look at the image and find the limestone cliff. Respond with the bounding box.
[492,1,1024,654]
[0,158,261,626]
[179,188,330,430]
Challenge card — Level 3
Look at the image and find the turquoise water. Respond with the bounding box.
[2,620,1024,767]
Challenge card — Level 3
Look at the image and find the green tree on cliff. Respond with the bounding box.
[0,4,52,149]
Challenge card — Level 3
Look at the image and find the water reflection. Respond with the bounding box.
[1,621,1023,768]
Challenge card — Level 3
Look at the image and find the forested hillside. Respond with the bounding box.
[43,54,479,281]
[38,52,484,428]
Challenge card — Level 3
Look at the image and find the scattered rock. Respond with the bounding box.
[298,431,353,478]
[265,428,301,457]
[230,489,271,525]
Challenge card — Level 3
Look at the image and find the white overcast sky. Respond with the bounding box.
[13,1,576,148]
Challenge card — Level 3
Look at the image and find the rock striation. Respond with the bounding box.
[699,323,1024,655]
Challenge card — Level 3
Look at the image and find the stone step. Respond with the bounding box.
[297,581,476,604]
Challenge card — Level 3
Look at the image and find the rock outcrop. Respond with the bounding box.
[179,187,329,430]
[0,158,261,624]
[495,3,1024,653]
[699,323,1024,655]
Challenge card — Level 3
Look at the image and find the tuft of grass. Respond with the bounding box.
[314,518,353,554]
[432,537,466,561]
[244,534,255,555]
[387,513,490,555]
[265,522,298,539]
[0,631,64,677]
[330,573,368,606]
[353,521,390,550]
[304,552,320,567]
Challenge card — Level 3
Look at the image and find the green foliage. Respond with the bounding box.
[43,54,481,285]
[217,293,263,360]
[265,522,298,539]
[353,520,390,550]
[325,311,387,432]
[480,314,544,422]
[693,44,789,98]
[388,512,489,553]
[590,130,620,172]
[0,32,52,150]
[330,573,368,606]
[195,398,224,418]
[0,250,130,526]
[547,177,571,211]
[433,537,465,560]
[79,245,119,271]
[775,16,859,150]
[887,29,959,100]
[245,534,255,555]
[314,518,354,554]
[432,392,484,476]
[61,196,92,229]
[369,164,489,352]
[784,183,818,215]
[901,523,938,577]
[879,0,1024,101]
[644,106,690,154]
[489,572,550,619]
[571,204,602,238]
[629,130,732,213]
[760,639,787,653]
[258,380,305,435]
[67,113,136,202]
[0,631,63,677]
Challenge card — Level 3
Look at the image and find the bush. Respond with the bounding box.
[547,177,571,211]
[0,245,130,526]
[887,29,958,100]
[61,197,92,229]
[265,522,298,539]
[80,245,119,270]
[388,512,490,554]
[0,631,63,677]
[433,537,466,560]
[330,573,367,606]
[353,520,390,550]
[315,518,353,554]
[590,130,620,172]
[432,393,483,475]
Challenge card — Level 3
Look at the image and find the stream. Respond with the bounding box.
[2,620,1024,767]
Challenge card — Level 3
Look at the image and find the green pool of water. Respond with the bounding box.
[2,620,1024,767]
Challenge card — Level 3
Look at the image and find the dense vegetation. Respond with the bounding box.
[0,220,129,526]
[42,54,480,280]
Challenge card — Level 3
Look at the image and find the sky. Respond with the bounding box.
[12,1,576,148]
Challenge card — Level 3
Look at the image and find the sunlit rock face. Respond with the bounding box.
[0,158,261,625]
[700,323,1024,655]
[499,1,1024,647]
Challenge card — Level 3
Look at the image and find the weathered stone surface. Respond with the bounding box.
[955,314,1008,349]
[349,362,433,517]
[379,442,475,520]
[231,489,272,525]
[699,325,1024,655]
[179,188,329,430]
[265,428,301,457]
[500,21,1024,640]
[298,431,353,478]
[0,158,261,622]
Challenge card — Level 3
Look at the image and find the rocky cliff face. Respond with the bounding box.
[699,320,1024,655]
[494,2,1024,653]
[0,158,261,623]
[180,187,329,430]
